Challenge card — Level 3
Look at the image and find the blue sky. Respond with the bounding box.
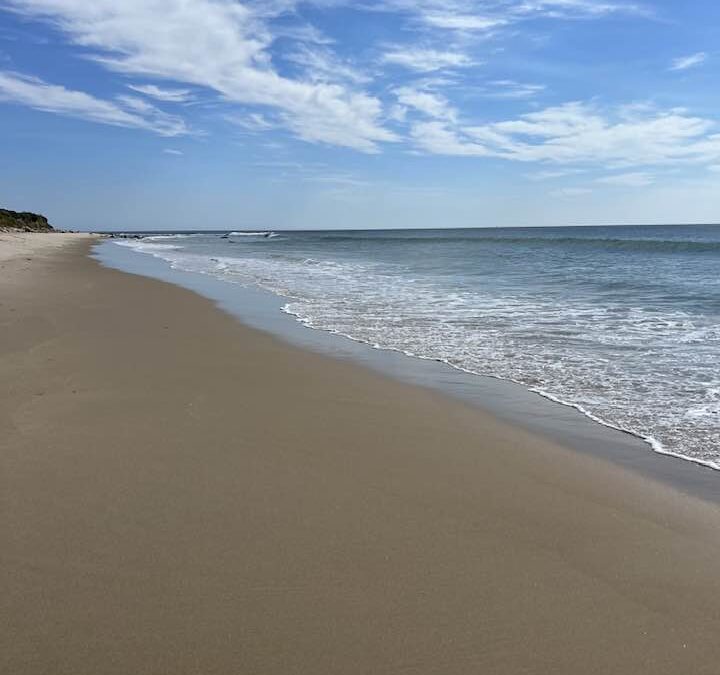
[1,0,719,230]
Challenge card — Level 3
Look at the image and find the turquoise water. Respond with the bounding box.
[115,225,720,468]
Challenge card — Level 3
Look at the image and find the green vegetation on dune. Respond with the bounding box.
[0,208,54,232]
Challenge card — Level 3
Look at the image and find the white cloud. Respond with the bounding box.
[128,84,194,102]
[163,148,183,155]
[411,121,493,156]
[228,112,276,131]
[0,70,188,135]
[670,52,707,72]
[526,168,581,180]
[381,47,473,72]
[486,80,546,99]
[421,13,507,31]
[303,172,371,188]
[411,102,720,167]
[3,0,396,152]
[285,44,369,84]
[388,104,408,122]
[597,171,654,186]
[371,0,646,33]
[550,187,592,197]
[395,86,457,121]
[512,0,646,18]
[0,0,665,158]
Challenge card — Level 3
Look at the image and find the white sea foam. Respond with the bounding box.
[143,233,208,240]
[115,240,182,251]
[229,231,279,238]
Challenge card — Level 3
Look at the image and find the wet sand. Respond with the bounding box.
[3,233,720,674]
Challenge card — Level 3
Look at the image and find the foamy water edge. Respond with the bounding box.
[281,303,720,472]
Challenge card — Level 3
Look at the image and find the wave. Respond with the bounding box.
[115,240,182,251]
[309,232,720,253]
[143,233,208,240]
[229,231,278,238]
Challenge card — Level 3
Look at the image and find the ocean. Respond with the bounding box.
[114,225,720,470]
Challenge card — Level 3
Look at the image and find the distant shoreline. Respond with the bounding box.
[92,222,720,235]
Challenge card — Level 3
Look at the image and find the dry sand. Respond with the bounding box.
[0,230,95,262]
[2,233,720,674]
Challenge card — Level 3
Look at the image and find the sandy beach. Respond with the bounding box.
[3,233,720,674]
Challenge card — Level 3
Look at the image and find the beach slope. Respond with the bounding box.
[2,234,720,674]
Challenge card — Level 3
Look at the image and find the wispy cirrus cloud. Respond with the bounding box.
[411,102,720,167]
[420,12,507,31]
[227,111,276,131]
[670,52,708,72]
[526,168,583,180]
[128,84,194,103]
[597,171,654,186]
[0,70,189,135]
[485,80,546,99]
[511,0,647,18]
[395,86,457,121]
[381,47,474,72]
[369,0,647,33]
[0,0,669,162]
[551,186,592,197]
[284,44,370,84]
[2,0,396,152]
[411,120,495,156]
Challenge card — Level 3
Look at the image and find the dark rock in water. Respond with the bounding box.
[0,208,54,232]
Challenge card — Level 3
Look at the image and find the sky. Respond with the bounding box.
[1,1,720,231]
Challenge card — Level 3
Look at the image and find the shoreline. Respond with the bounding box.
[282,308,719,472]
[96,238,720,505]
[4,234,720,673]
